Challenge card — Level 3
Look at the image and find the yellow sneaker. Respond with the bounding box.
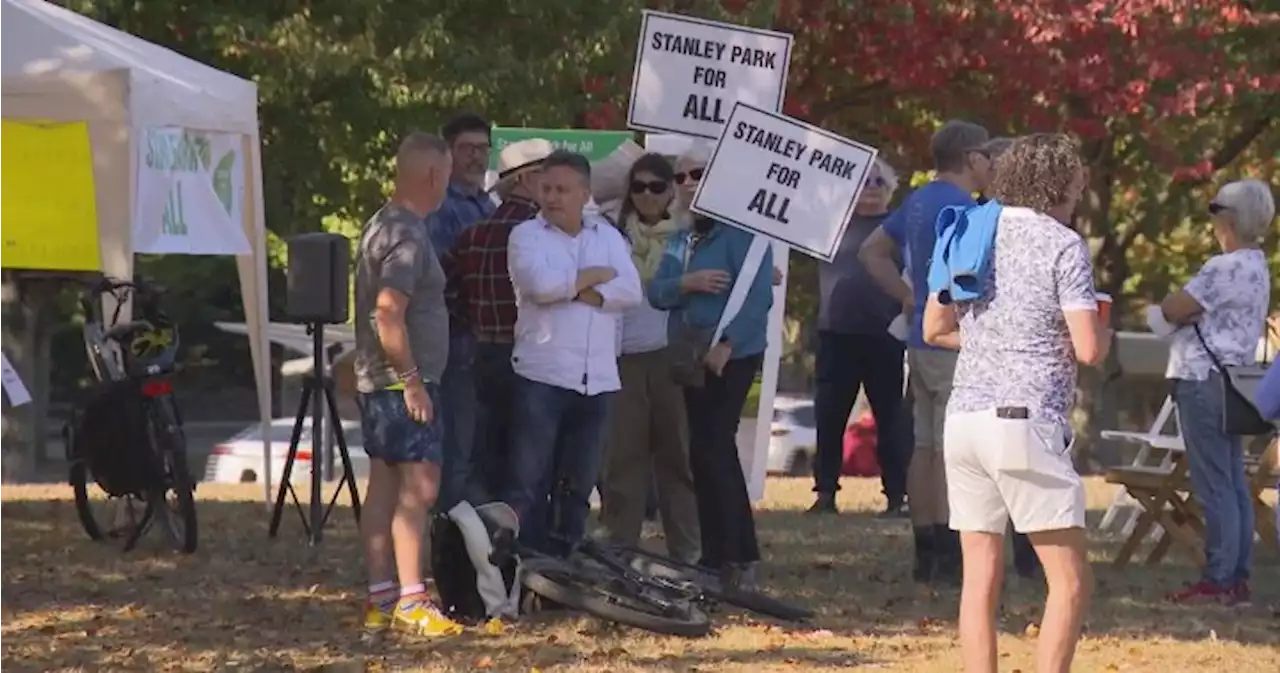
[392,599,464,637]
[362,601,393,632]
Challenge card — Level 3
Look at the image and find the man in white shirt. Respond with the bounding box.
[504,150,643,554]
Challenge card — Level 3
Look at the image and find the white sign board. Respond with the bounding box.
[134,128,250,255]
[692,102,878,261]
[627,11,792,141]
[1,353,32,407]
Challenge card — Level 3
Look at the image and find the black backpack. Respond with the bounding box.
[430,502,520,624]
[70,379,160,497]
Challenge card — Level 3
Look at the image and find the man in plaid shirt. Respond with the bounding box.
[443,138,554,503]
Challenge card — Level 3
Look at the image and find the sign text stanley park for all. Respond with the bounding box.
[693,103,877,261]
[628,11,792,140]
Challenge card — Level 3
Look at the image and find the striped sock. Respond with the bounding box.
[368,580,399,611]
[398,582,428,606]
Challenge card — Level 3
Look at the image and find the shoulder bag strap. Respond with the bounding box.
[1193,323,1230,373]
[711,236,770,347]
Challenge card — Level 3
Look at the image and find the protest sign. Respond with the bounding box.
[490,127,633,167]
[134,128,250,255]
[691,102,878,261]
[1,120,101,272]
[627,10,792,141]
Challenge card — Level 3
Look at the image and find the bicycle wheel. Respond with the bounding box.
[521,556,711,637]
[150,399,197,554]
[615,545,814,622]
[70,462,148,545]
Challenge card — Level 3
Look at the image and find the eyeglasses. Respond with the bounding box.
[1208,202,1230,215]
[630,180,669,195]
[865,176,888,188]
[674,168,705,185]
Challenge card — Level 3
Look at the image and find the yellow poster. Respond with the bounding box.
[1,120,102,271]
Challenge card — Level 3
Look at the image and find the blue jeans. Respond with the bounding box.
[437,333,477,511]
[504,375,612,556]
[1174,374,1253,586]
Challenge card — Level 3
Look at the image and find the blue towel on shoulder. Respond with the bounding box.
[927,200,1002,304]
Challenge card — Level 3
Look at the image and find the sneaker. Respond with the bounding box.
[807,493,838,515]
[1166,580,1231,605]
[393,598,464,637]
[1225,582,1252,607]
[722,562,760,594]
[362,601,394,632]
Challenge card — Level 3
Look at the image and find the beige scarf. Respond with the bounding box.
[625,212,678,282]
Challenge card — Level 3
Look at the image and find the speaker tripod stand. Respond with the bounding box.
[268,322,362,545]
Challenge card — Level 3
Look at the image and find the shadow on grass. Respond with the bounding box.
[1,490,1278,672]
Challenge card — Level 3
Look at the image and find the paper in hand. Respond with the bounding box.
[1,353,32,407]
[1145,305,1176,337]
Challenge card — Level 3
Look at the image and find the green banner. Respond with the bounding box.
[489,127,634,170]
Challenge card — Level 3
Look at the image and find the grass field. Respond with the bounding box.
[2,477,1278,672]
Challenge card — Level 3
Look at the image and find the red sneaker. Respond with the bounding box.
[1225,582,1252,607]
[1166,580,1231,605]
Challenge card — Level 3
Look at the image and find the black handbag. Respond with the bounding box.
[1192,324,1272,436]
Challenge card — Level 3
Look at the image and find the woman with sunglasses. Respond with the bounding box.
[598,153,702,563]
[649,142,775,591]
[1155,179,1273,606]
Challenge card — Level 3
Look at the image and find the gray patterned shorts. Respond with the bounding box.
[359,384,444,465]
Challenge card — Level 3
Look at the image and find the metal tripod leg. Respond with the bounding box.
[268,381,314,537]
[321,377,362,522]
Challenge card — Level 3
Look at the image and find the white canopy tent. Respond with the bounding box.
[2,0,273,498]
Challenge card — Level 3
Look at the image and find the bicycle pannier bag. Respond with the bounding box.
[71,379,158,497]
[431,501,520,624]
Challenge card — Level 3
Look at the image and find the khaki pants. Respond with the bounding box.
[908,348,959,452]
[600,347,701,562]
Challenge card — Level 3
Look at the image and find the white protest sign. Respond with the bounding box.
[627,10,792,141]
[134,128,250,255]
[1,353,32,407]
[692,102,878,261]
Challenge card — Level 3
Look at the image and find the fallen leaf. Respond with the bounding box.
[1024,623,1040,638]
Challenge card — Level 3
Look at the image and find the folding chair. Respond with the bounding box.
[1098,396,1185,538]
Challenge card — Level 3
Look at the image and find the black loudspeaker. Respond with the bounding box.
[285,232,351,324]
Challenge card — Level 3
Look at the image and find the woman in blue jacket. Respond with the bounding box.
[648,142,774,590]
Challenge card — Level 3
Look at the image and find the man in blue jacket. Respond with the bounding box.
[859,120,993,584]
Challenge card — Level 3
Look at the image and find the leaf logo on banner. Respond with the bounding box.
[212,150,236,215]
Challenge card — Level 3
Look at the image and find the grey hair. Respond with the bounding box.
[395,131,449,175]
[1213,179,1276,242]
[676,140,714,168]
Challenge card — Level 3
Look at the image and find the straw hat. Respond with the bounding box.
[496,138,555,181]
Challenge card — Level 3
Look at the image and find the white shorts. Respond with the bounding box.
[944,408,1086,534]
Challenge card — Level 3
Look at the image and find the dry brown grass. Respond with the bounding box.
[2,477,1278,672]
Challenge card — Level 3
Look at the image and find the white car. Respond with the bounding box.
[766,395,817,476]
[204,418,369,485]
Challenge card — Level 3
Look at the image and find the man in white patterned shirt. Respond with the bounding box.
[924,134,1110,673]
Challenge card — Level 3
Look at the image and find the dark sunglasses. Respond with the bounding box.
[630,180,669,195]
[674,168,705,185]
[1208,202,1230,215]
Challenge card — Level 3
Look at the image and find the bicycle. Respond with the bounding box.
[65,276,198,554]
[484,480,711,637]
[608,544,814,622]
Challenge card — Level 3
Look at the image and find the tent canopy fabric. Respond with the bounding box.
[1,0,259,135]
[2,0,273,497]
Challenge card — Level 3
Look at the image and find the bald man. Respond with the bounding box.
[353,131,463,638]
